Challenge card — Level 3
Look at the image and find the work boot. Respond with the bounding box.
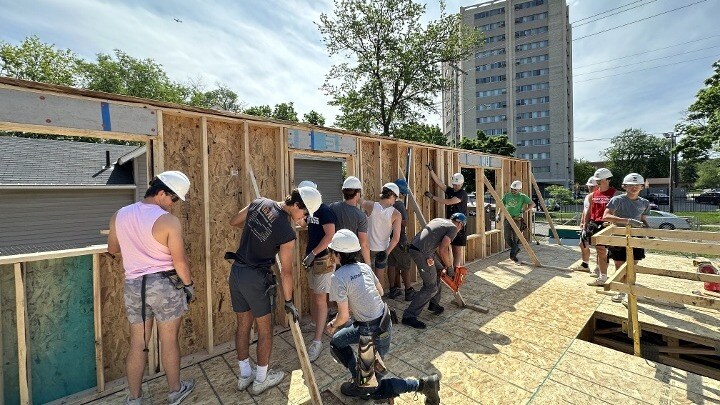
[428,302,444,315]
[420,374,441,405]
[404,287,416,301]
[388,287,402,299]
[402,317,426,329]
[340,381,370,398]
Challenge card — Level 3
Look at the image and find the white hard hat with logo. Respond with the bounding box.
[328,229,361,253]
[586,177,598,187]
[156,171,191,201]
[298,186,322,217]
[342,176,362,190]
[451,172,464,185]
[298,180,317,189]
[593,168,613,180]
[622,173,645,185]
[382,182,400,197]
[510,180,522,190]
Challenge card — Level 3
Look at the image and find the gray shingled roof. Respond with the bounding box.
[0,135,140,185]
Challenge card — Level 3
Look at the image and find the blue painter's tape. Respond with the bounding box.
[100,102,111,131]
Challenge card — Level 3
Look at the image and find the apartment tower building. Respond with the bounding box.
[443,0,573,187]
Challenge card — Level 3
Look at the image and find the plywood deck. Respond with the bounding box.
[62,245,720,404]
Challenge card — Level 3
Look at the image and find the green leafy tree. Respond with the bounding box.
[318,0,481,135]
[393,122,447,146]
[244,105,273,118]
[0,35,81,86]
[546,185,574,207]
[272,102,299,122]
[675,60,720,156]
[695,159,720,189]
[189,83,245,113]
[459,131,515,156]
[303,110,326,126]
[603,128,670,188]
[574,159,596,186]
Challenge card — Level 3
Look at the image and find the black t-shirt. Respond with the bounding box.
[306,203,337,258]
[445,186,468,217]
[392,200,408,246]
[236,198,297,268]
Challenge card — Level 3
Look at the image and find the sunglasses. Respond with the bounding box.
[169,193,180,202]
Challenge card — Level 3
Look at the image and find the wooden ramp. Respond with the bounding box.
[60,245,719,404]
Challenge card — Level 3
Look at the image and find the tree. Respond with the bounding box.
[244,105,272,118]
[675,60,720,156]
[574,159,596,186]
[603,128,670,188]
[303,110,326,126]
[0,35,80,86]
[459,131,515,156]
[272,102,299,122]
[392,122,447,146]
[546,185,574,207]
[318,0,480,135]
[189,84,245,113]
[695,159,720,189]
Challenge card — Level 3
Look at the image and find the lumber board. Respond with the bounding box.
[606,282,720,310]
[14,263,30,405]
[92,253,104,392]
[530,174,561,244]
[605,226,720,242]
[624,228,642,356]
[201,117,214,355]
[0,245,108,266]
[635,265,720,284]
[593,234,720,256]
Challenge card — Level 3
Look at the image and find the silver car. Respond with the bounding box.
[644,210,692,230]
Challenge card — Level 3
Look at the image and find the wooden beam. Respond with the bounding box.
[624,226,642,356]
[478,168,486,258]
[92,253,105,392]
[605,226,720,242]
[530,174,561,244]
[154,110,165,174]
[0,245,108,265]
[635,265,720,284]
[14,263,31,405]
[593,234,720,256]
[201,117,214,355]
[606,282,720,310]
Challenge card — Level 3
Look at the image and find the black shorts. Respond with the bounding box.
[608,247,645,262]
[451,226,467,247]
[229,262,276,317]
[587,221,605,246]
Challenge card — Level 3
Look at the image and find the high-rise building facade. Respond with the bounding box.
[443,0,573,187]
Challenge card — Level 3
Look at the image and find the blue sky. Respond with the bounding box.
[1,0,718,160]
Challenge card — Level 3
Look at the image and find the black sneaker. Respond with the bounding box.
[340,381,370,398]
[404,287,416,301]
[511,255,519,263]
[388,287,402,299]
[420,374,441,405]
[402,317,426,329]
[428,302,444,315]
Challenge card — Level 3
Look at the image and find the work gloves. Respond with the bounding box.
[425,163,433,171]
[183,283,194,304]
[284,299,300,323]
[423,191,434,199]
[374,251,388,269]
[302,251,316,269]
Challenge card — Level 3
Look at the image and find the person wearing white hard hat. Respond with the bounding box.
[359,182,402,290]
[587,168,617,287]
[576,177,599,273]
[325,230,441,402]
[107,170,196,404]
[330,176,371,265]
[501,180,535,263]
[424,164,469,267]
[296,181,338,362]
[228,186,321,395]
[386,179,417,301]
[603,173,650,306]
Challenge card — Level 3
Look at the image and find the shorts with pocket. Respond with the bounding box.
[124,272,188,324]
[229,262,276,317]
[388,244,411,272]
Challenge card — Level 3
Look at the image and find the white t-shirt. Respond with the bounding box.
[583,194,591,210]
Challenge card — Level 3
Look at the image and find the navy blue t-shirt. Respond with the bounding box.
[306,203,337,258]
[445,186,468,217]
[236,198,297,268]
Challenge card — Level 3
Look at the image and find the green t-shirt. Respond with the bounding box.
[502,192,531,218]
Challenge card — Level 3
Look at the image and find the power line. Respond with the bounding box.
[574,54,719,83]
[571,0,649,24]
[574,34,720,69]
[573,0,658,27]
[573,0,708,42]
[574,46,720,76]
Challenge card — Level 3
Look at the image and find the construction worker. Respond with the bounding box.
[298,180,337,362]
[577,177,599,274]
[228,187,322,395]
[330,176,371,264]
[501,180,535,263]
[360,182,402,288]
[587,168,617,287]
[424,166,468,267]
[387,179,416,301]
[402,214,466,330]
[603,173,650,305]
[325,229,441,403]
[107,171,196,405]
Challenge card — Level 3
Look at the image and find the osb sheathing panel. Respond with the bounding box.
[207,120,244,346]
[100,253,129,381]
[247,125,279,199]
[380,142,398,185]
[360,140,379,199]
[163,114,207,355]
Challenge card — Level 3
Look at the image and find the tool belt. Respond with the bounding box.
[511,217,528,232]
[311,256,335,275]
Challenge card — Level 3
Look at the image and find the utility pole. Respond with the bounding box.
[448,62,468,147]
[664,132,677,213]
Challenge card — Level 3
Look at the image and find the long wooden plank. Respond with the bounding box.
[92,253,105,392]
[605,226,720,242]
[606,282,720,310]
[0,245,108,265]
[201,117,214,355]
[624,227,642,356]
[247,166,322,405]
[14,263,31,405]
[483,177,540,266]
[635,265,720,284]
[478,169,486,258]
[593,234,720,256]
[530,174,561,245]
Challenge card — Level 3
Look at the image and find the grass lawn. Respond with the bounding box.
[675,211,720,225]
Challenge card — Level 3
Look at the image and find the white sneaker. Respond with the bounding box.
[125,394,142,405]
[587,276,607,287]
[249,369,285,395]
[307,340,323,362]
[168,379,195,405]
[589,266,599,277]
[238,368,257,391]
[622,295,629,308]
[611,293,626,303]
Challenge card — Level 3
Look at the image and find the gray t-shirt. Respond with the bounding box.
[236,198,296,268]
[606,194,650,221]
[392,200,408,246]
[330,201,368,235]
[329,262,384,322]
[411,218,459,255]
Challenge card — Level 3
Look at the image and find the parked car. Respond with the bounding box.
[644,210,692,230]
[695,191,720,205]
[646,193,669,205]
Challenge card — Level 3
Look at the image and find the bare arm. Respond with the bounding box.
[358,231,371,264]
[312,223,335,255]
[386,210,401,254]
[278,240,295,301]
[429,169,447,189]
[602,208,631,225]
[435,235,453,268]
[326,300,350,336]
[359,199,374,216]
[107,212,121,255]
[432,196,461,206]
[164,215,192,285]
[229,205,250,227]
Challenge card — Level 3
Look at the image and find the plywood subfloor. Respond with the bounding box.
[66,245,719,404]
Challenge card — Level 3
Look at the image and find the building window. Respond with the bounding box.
[515,11,548,24]
[476,48,506,59]
[515,40,549,52]
[517,110,550,119]
[474,7,505,19]
[516,82,549,92]
[532,166,551,173]
[515,26,548,38]
[477,101,507,111]
[479,21,505,31]
[476,61,506,71]
[476,115,507,123]
[515,0,545,10]
[516,96,550,106]
[516,68,549,79]
[476,88,507,97]
[476,75,506,84]
[521,152,550,160]
[516,54,549,65]
[517,124,550,133]
[517,138,551,146]
[484,128,508,136]
[484,34,506,44]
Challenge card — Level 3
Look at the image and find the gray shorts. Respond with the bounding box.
[388,244,411,271]
[124,272,188,324]
[229,262,276,317]
[308,270,332,294]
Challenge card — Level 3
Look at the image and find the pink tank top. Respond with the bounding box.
[115,202,175,279]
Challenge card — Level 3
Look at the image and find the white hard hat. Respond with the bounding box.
[451,173,464,185]
[156,171,190,201]
[622,173,645,185]
[593,168,613,180]
[586,177,597,187]
[342,176,362,190]
[382,182,400,197]
[510,180,522,190]
[298,186,322,217]
[298,180,317,189]
[328,229,361,253]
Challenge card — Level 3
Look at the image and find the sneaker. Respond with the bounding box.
[340,381,370,398]
[589,267,599,277]
[402,317,426,329]
[168,379,195,405]
[404,287,416,301]
[428,302,444,315]
[307,341,323,362]
[611,293,626,303]
[587,276,607,287]
[420,374,441,405]
[237,368,257,391]
[249,369,285,395]
[125,394,142,405]
[388,287,402,299]
[510,256,519,263]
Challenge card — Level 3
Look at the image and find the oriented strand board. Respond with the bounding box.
[248,125,280,199]
[360,140,379,199]
[100,253,129,381]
